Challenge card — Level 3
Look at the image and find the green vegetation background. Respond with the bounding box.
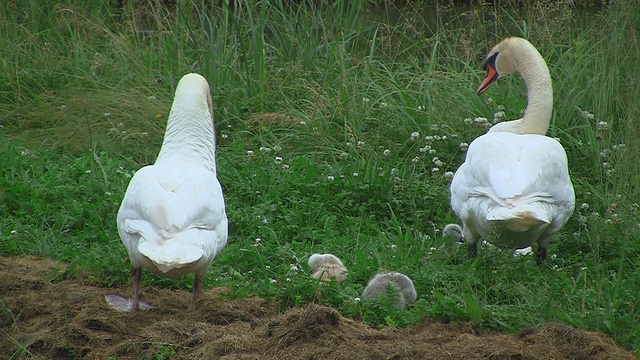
[1,0,639,352]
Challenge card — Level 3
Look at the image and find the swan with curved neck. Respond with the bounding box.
[478,37,553,135]
[450,38,575,263]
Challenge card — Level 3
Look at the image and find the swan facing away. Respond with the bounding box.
[308,253,348,283]
[362,272,417,309]
[106,73,228,312]
[450,37,575,263]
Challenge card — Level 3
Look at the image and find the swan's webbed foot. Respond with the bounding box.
[105,295,153,312]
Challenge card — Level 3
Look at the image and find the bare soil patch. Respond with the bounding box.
[1,256,635,359]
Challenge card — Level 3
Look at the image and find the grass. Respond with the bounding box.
[1,0,640,353]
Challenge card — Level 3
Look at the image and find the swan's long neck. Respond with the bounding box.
[489,42,553,135]
[156,94,217,174]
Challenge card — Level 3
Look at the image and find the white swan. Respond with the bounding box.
[450,37,575,263]
[362,272,417,309]
[308,253,347,283]
[106,73,228,312]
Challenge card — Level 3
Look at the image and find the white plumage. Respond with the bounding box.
[107,73,228,312]
[450,37,575,262]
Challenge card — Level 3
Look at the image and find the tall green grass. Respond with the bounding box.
[1,0,639,352]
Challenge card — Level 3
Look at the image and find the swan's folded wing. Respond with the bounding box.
[118,164,228,262]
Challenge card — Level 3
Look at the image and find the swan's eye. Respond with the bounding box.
[483,52,500,71]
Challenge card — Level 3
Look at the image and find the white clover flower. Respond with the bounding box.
[602,162,609,168]
[410,131,420,141]
[85,170,92,174]
[383,149,391,157]
[580,203,589,210]
[497,104,505,111]
[433,159,444,167]
[346,142,352,147]
[246,150,254,156]
[60,105,67,109]
[485,97,494,105]
[221,134,228,139]
[419,146,431,153]
[274,145,282,152]
[327,175,335,181]
[463,118,473,125]
[290,264,299,271]
[11,229,18,235]
[598,121,609,131]
[339,152,348,159]
[390,168,398,175]
[431,167,440,173]
[430,124,439,132]
[434,135,442,141]
[390,244,397,250]
[104,112,111,117]
[105,191,113,196]
[411,157,420,163]
[429,149,436,154]
[353,297,361,303]
[459,142,469,151]
[473,117,490,127]
[259,146,271,152]
[441,135,447,140]
[444,171,454,178]
[357,140,366,148]
[270,279,277,284]
[417,105,425,111]
[362,97,370,104]
[299,121,306,125]
[379,102,388,109]
[353,172,359,177]
[21,149,30,156]
[282,164,290,170]
[424,135,434,142]
[274,156,283,164]
[581,110,595,120]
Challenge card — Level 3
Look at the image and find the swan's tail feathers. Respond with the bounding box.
[487,207,550,232]
[125,219,204,273]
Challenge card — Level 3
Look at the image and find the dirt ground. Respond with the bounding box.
[1,256,636,360]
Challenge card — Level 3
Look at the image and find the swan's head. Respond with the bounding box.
[477,37,523,95]
[173,73,214,122]
[443,223,464,243]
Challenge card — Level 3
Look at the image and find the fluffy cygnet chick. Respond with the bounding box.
[443,223,465,243]
[362,272,417,309]
[308,253,348,283]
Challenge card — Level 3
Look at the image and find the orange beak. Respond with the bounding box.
[477,64,498,95]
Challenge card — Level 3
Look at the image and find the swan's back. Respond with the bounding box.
[117,73,228,277]
[451,132,574,250]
